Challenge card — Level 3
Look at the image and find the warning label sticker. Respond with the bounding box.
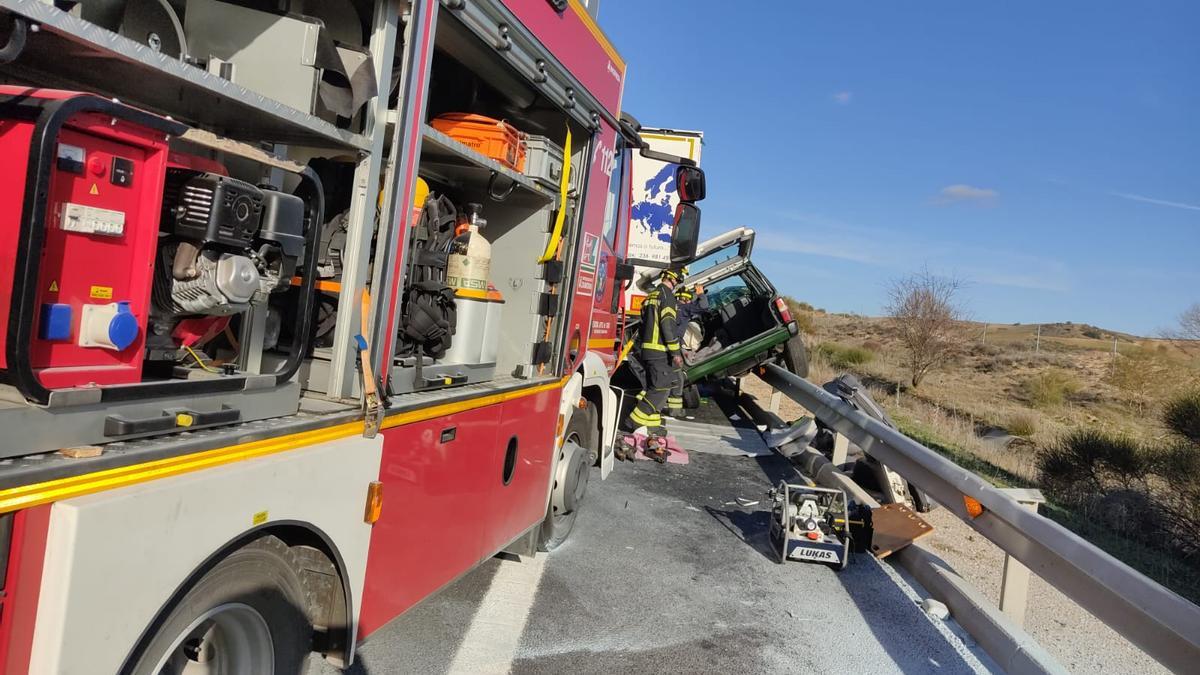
[89,285,113,300]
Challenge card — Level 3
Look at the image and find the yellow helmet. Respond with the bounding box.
[662,266,689,283]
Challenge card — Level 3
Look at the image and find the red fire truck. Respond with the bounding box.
[0,1,702,672]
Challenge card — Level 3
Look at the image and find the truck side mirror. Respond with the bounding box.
[671,202,701,264]
[614,262,636,282]
[676,165,706,202]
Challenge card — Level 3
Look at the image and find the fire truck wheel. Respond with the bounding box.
[538,409,594,552]
[129,534,312,675]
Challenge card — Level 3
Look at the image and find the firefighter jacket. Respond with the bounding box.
[674,294,707,336]
[639,285,681,359]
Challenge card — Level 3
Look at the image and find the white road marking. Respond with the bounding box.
[447,554,548,674]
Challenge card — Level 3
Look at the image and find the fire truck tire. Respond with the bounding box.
[128,534,313,675]
[538,409,594,552]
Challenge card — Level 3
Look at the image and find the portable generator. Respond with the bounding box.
[0,87,182,394]
[0,88,312,406]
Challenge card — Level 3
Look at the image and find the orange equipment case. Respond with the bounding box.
[431,113,527,172]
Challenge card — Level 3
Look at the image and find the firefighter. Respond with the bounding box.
[665,281,705,418]
[619,267,686,463]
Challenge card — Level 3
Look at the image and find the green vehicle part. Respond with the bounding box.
[685,324,793,383]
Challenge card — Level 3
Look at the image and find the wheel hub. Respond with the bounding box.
[154,603,274,675]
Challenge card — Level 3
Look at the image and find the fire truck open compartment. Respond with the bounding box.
[383,8,590,392]
[0,0,613,459]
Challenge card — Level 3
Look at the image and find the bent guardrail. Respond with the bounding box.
[758,362,1200,674]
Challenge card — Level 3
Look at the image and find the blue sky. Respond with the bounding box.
[600,0,1199,335]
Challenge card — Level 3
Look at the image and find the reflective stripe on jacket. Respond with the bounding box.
[640,285,681,355]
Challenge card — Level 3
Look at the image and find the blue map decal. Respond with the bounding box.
[630,162,677,244]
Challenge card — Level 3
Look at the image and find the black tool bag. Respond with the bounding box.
[398,281,457,359]
[395,194,459,358]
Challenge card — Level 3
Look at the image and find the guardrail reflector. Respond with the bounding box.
[963,495,985,518]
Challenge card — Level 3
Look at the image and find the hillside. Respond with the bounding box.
[793,309,1196,463]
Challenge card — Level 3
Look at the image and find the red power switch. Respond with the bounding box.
[88,155,107,177]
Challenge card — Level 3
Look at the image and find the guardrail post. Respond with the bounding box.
[831,432,849,466]
[998,488,1046,627]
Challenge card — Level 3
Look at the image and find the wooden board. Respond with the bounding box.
[870,503,933,558]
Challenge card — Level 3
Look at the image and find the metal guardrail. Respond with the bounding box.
[758,362,1200,674]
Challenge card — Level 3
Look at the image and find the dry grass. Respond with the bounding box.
[816,342,875,368]
[746,310,1200,472]
[1007,412,1040,438]
[1023,369,1082,408]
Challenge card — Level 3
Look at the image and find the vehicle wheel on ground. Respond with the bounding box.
[781,335,809,378]
[128,534,313,675]
[682,383,701,410]
[538,407,594,552]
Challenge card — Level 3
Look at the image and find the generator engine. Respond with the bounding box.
[152,170,305,330]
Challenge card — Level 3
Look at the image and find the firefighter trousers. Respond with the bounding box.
[626,354,674,437]
[667,364,684,411]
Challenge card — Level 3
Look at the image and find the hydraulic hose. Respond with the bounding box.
[0,15,29,65]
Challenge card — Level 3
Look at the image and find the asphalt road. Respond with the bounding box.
[313,404,996,674]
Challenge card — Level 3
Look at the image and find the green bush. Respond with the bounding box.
[1163,389,1200,446]
[817,343,875,369]
[1038,429,1150,495]
[1007,412,1039,438]
[1023,368,1081,407]
[1035,395,1200,597]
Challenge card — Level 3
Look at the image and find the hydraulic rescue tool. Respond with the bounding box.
[767,481,872,569]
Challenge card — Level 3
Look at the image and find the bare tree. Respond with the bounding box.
[885,269,966,388]
[1162,303,1200,358]
[1178,303,1200,341]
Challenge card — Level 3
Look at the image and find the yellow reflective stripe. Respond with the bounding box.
[661,307,677,318]
[641,343,667,351]
[665,342,680,350]
[0,377,570,514]
[630,409,660,426]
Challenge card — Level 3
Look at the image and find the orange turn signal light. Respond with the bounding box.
[963,495,985,519]
[364,481,384,524]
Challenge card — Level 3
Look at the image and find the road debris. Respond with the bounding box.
[921,598,950,620]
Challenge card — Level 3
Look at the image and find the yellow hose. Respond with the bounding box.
[538,126,573,263]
